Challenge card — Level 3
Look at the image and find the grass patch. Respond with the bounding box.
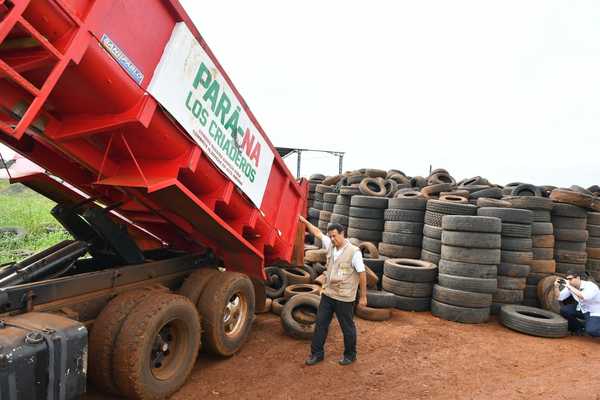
[0,179,71,264]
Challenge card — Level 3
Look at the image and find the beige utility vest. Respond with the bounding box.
[323,241,360,302]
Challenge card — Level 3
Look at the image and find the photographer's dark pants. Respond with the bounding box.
[560,303,600,337]
[310,294,356,359]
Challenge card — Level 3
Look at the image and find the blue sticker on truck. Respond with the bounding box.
[100,34,144,85]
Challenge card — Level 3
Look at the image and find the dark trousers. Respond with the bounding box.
[310,294,357,359]
[560,302,600,337]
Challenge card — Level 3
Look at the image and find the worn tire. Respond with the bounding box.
[426,200,477,216]
[493,288,524,303]
[359,178,387,197]
[271,297,288,316]
[89,288,165,395]
[441,245,500,265]
[421,249,441,264]
[351,195,388,209]
[437,273,497,294]
[552,217,586,230]
[355,304,392,321]
[497,263,530,278]
[532,235,555,248]
[383,232,422,246]
[349,217,384,230]
[283,284,321,300]
[388,197,427,210]
[424,211,445,227]
[478,207,533,224]
[281,294,321,340]
[282,267,312,285]
[497,276,527,290]
[501,223,532,238]
[384,209,425,222]
[382,275,433,297]
[422,237,442,253]
[384,221,424,234]
[532,223,553,235]
[264,267,289,299]
[197,272,255,356]
[349,207,385,219]
[555,250,587,264]
[504,196,553,211]
[499,305,568,338]
[441,215,501,233]
[330,213,349,226]
[393,294,431,312]
[501,250,533,264]
[431,299,490,324]
[423,224,442,239]
[553,229,588,242]
[359,241,380,259]
[438,259,497,279]
[347,227,382,242]
[383,258,437,282]
[441,231,500,249]
[367,290,397,308]
[113,293,201,400]
[379,242,421,258]
[501,237,533,251]
[432,284,492,308]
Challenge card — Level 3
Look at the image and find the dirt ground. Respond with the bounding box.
[90,310,600,400]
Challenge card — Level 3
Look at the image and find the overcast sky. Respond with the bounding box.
[2,1,598,187]
[178,0,600,187]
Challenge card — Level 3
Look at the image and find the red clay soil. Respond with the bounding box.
[90,311,600,400]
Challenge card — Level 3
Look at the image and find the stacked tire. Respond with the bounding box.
[315,184,335,233]
[347,196,388,245]
[432,215,501,323]
[381,259,437,311]
[421,199,477,265]
[504,196,555,307]
[380,196,426,259]
[478,207,533,313]
[587,212,600,282]
[307,174,325,210]
[552,203,588,275]
[330,186,360,233]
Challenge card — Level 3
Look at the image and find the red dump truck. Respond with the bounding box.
[0,1,306,398]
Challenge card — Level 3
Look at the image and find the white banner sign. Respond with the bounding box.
[148,23,275,207]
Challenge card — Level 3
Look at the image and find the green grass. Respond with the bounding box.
[0,179,71,264]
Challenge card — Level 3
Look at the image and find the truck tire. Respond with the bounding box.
[420,249,441,265]
[282,267,312,284]
[113,293,201,400]
[178,267,220,305]
[382,232,422,246]
[441,215,501,233]
[437,273,497,294]
[89,287,166,395]
[497,276,527,290]
[438,259,497,279]
[355,304,392,321]
[382,276,433,297]
[348,227,382,242]
[532,223,553,235]
[432,284,492,308]
[283,284,321,300]
[493,288,524,303]
[552,217,586,230]
[426,200,477,216]
[378,243,421,258]
[350,195,388,209]
[532,235,554,248]
[359,241,380,258]
[349,207,385,219]
[553,229,588,242]
[197,272,255,356]
[359,178,387,197]
[271,297,288,316]
[367,289,397,308]
[383,258,437,282]
[264,266,288,299]
[497,263,530,278]
[431,299,490,324]
[281,294,321,340]
[384,221,424,234]
[423,224,442,239]
[388,197,427,210]
[422,237,442,253]
[499,305,568,338]
[441,245,501,265]
[500,250,533,264]
[349,217,384,230]
[500,238,533,251]
[552,203,587,218]
[384,209,424,222]
[441,231,500,249]
[501,223,532,238]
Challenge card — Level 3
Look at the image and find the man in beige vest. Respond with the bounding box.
[299,216,368,366]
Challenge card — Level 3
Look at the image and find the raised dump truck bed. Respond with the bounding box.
[0,0,306,279]
[0,1,307,398]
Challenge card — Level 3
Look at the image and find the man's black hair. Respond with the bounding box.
[566,270,586,279]
[327,222,345,235]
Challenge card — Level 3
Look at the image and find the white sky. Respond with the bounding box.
[179,0,600,187]
[2,1,599,188]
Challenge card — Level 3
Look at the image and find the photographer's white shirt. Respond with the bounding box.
[559,280,600,317]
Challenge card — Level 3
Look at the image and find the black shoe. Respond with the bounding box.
[305,355,324,366]
[338,356,356,366]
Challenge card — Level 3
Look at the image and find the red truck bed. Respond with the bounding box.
[0,0,307,279]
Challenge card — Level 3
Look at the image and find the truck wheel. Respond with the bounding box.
[113,293,201,400]
[178,267,220,305]
[197,271,255,356]
[88,287,166,395]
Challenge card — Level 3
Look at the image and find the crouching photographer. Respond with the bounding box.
[555,271,600,337]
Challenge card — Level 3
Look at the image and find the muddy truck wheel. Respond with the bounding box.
[113,293,201,400]
[88,287,167,395]
[198,271,255,356]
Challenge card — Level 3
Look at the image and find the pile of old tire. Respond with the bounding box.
[432,215,501,323]
[307,174,325,210]
[379,258,437,312]
[280,293,321,340]
[379,194,426,259]
[587,212,600,282]
[330,190,357,233]
[421,199,477,265]
[478,207,533,313]
[347,195,388,246]
[315,185,335,233]
[504,196,555,307]
[552,203,588,275]
[499,304,568,338]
